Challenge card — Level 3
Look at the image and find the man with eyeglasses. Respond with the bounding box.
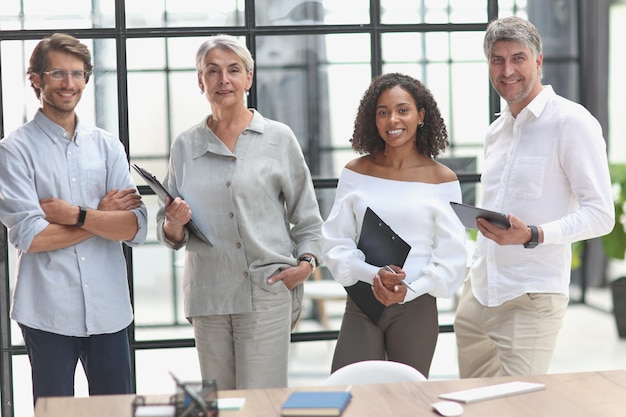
[0,33,147,406]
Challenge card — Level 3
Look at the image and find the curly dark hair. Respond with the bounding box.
[350,73,449,158]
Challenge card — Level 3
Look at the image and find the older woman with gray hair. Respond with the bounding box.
[156,34,322,389]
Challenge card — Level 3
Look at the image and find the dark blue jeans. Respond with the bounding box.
[19,324,132,405]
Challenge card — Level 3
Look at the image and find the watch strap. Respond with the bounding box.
[524,225,539,249]
[298,255,317,273]
[76,206,87,227]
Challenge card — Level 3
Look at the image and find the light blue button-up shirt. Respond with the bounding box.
[0,109,147,336]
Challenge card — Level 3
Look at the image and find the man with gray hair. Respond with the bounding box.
[453,16,614,377]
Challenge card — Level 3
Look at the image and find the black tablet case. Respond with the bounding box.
[346,207,411,323]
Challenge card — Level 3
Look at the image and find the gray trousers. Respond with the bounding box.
[191,282,293,390]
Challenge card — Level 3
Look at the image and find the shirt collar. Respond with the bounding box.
[32,108,82,144]
[193,109,264,158]
[524,85,554,119]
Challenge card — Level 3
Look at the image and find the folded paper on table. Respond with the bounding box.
[346,207,411,324]
[132,164,212,246]
[281,391,352,416]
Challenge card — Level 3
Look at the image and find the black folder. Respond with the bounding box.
[132,164,212,246]
[346,207,411,323]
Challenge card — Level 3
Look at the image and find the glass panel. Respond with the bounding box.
[170,71,210,137]
[0,0,114,30]
[127,39,167,70]
[449,62,489,147]
[168,37,207,70]
[135,348,200,394]
[132,243,177,328]
[448,0,489,23]
[255,34,370,179]
[529,0,577,57]
[12,355,34,417]
[125,0,244,28]
[608,3,626,164]
[498,0,528,18]
[256,0,369,26]
[543,61,580,102]
[381,0,425,24]
[1,40,38,136]
[127,72,169,157]
[382,32,425,63]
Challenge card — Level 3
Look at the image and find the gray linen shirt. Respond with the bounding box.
[157,109,322,318]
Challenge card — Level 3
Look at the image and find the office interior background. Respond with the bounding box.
[1,0,625,416]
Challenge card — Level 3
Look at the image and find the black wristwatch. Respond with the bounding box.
[76,206,88,227]
[298,255,317,273]
[524,225,539,249]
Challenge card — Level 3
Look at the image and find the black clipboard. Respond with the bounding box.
[450,201,510,230]
[132,164,213,246]
[347,207,411,324]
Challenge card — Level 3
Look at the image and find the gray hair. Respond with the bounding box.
[483,16,542,60]
[195,34,254,73]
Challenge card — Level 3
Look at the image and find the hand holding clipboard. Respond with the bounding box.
[132,164,212,246]
[345,207,412,324]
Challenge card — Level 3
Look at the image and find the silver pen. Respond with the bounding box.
[383,265,416,293]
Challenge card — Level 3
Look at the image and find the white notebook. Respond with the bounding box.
[438,381,546,403]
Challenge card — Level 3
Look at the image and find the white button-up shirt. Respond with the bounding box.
[469,86,614,307]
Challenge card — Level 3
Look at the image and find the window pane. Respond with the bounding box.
[127,38,167,70]
[126,0,244,28]
[170,71,210,137]
[381,0,426,24]
[255,34,370,179]
[133,243,177,328]
[0,0,114,30]
[256,0,369,26]
[382,32,425,62]
[135,348,199,394]
[127,72,169,157]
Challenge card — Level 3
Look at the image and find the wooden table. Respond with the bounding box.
[34,370,626,417]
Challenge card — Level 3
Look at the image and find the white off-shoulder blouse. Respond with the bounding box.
[321,168,467,303]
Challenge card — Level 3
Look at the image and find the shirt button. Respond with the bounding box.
[231,156,236,161]
[226,181,231,187]
[236,242,241,249]
[72,178,77,182]
[243,272,249,278]
[81,257,86,261]
[229,212,234,218]
[242,130,248,135]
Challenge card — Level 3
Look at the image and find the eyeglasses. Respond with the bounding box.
[41,69,92,81]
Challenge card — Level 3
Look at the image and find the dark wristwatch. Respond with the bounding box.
[298,255,317,273]
[524,225,539,249]
[76,206,88,227]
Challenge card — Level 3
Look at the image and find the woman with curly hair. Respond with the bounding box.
[321,73,467,377]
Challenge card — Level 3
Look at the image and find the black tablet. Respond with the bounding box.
[450,201,510,230]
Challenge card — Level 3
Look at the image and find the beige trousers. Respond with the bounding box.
[191,282,292,390]
[454,280,568,378]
